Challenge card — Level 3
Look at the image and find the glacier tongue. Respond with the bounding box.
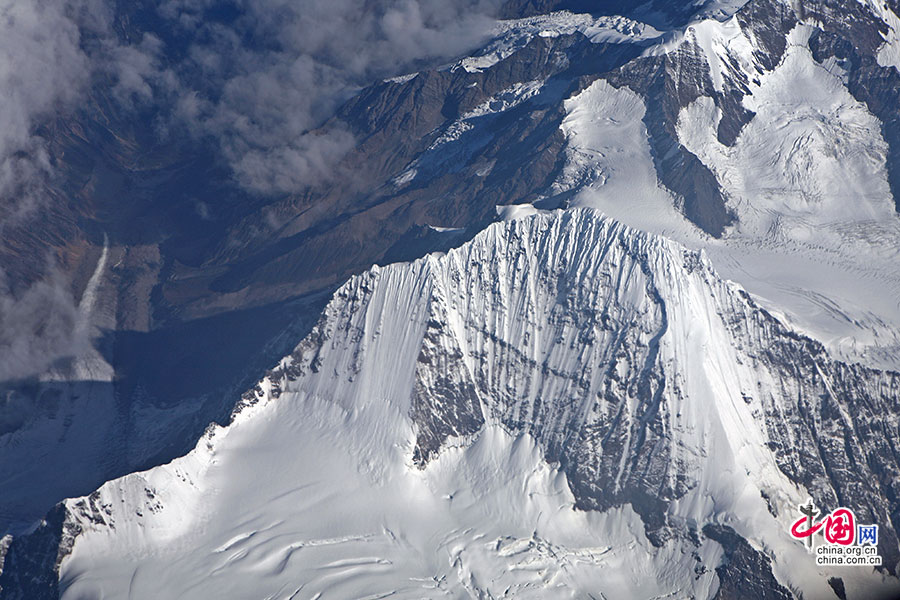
[674,21,900,370]
[52,209,900,599]
[556,6,900,372]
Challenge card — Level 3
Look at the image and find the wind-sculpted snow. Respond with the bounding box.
[2,210,894,599]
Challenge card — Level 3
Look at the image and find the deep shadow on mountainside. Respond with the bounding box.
[3,0,900,532]
[3,0,900,596]
[0,0,650,533]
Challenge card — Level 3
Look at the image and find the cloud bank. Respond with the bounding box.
[0,266,87,382]
[0,0,505,381]
[165,0,505,193]
[0,0,94,219]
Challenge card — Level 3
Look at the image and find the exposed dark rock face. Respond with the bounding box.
[703,524,793,600]
[0,506,72,600]
[605,39,736,236]
[829,576,848,600]
[411,307,485,466]
[0,491,120,599]
[716,288,900,576]
[735,0,797,71]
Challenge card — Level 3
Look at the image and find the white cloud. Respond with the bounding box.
[0,0,93,219]
[0,0,506,381]
[165,0,505,194]
[0,264,87,382]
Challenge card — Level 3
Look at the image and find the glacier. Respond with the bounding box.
[555,7,900,372]
[4,0,900,597]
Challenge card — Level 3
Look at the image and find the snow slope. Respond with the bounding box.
[55,210,900,599]
[556,15,900,371]
[676,23,900,369]
[6,2,900,598]
[448,12,665,74]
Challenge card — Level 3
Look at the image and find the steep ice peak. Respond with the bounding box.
[37,207,900,600]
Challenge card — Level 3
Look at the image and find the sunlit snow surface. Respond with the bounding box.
[45,5,900,599]
[59,211,899,599]
[60,214,717,599]
[63,405,698,599]
[560,20,900,370]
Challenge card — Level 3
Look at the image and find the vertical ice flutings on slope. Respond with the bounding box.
[41,209,900,600]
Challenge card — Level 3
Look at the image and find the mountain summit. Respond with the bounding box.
[5,210,900,598]
[3,0,900,598]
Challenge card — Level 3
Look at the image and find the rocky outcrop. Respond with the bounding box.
[6,210,900,598]
[4,1,900,597]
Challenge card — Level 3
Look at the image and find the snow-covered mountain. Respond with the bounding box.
[4,210,899,599]
[4,0,900,598]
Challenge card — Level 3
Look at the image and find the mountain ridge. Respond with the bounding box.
[4,1,900,597]
[4,208,899,599]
